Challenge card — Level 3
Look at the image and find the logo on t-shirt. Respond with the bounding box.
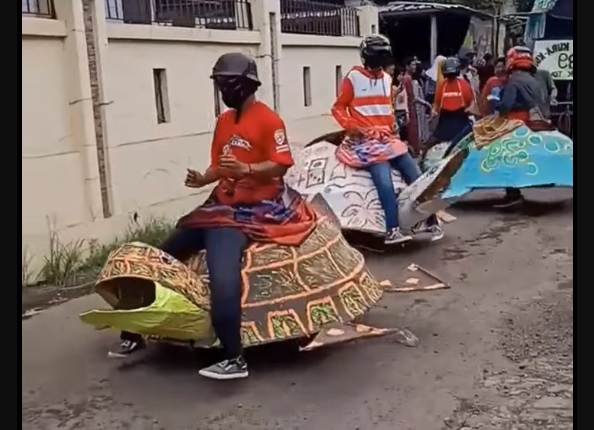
[274,129,290,153]
[228,134,252,151]
[274,129,287,146]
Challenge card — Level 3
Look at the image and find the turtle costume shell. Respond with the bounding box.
[420,117,573,202]
[286,131,467,237]
[80,196,393,350]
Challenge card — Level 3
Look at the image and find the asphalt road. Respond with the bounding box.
[22,198,573,430]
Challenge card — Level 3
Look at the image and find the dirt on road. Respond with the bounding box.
[21,204,573,430]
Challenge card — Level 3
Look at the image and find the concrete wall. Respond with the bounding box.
[21,0,378,272]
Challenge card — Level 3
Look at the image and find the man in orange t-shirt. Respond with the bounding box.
[110,53,316,381]
[208,95,294,207]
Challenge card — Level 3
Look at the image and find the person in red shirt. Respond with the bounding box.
[331,35,443,245]
[109,53,316,380]
[479,56,506,116]
[432,57,475,143]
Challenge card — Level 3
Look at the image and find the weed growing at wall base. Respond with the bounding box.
[26,218,175,288]
[21,247,34,287]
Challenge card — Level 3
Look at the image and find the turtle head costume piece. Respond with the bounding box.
[359,34,393,70]
[211,52,261,111]
[442,57,461,78]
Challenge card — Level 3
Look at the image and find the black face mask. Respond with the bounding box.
[220,87,248,109]
[216,77,257,110]
[365,51,391,70]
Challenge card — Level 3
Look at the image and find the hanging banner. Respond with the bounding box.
[533,39,573,80]
[462,16,494,60]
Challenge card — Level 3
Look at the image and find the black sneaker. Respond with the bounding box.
[427,224,444,242]
[198,356,249,380]
[411,221,444,242]
[107,339,146,358]
[410,221,429,235]
[385,228,412,245]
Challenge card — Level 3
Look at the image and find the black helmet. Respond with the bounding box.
[442,57,461,76]
[211,52,261,86]
[359,34,392,68]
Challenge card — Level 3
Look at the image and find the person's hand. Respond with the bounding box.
[218,154,250,176]
[185,169,207,189]
[551,98,558,106]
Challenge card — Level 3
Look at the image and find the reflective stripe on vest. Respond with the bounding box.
[347,69,393,118]
[353,104,393,116]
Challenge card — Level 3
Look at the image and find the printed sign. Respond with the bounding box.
[534,40,573,80]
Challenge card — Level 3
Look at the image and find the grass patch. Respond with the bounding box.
[22,247,34,288]
[33,217,175,288]
[38,233,86,288]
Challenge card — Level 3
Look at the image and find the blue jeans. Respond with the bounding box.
[367,153,438,231]
[122,227,247,359]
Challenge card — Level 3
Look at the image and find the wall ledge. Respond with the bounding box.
[22,17,67,37]
[281,33,361,47]
[106,23,261,45]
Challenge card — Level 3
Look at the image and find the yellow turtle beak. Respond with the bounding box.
[79,281,213,342]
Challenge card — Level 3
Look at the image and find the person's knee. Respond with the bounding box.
[396,154,422,183]
[160,228,203,260]
[369,163,393,188]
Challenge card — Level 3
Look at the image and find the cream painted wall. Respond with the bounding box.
[280,37,361,139]
[22,33,91,237]
[21,0,378,275]
[103,36,260,218]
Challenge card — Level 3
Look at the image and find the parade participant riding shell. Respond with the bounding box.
[332,34,396,134]
[498,46,539,123]
[491,46,539,207]
[109,52,317,381]
[331,34,443,245]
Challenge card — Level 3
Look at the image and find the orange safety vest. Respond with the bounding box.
[344,67,394,129]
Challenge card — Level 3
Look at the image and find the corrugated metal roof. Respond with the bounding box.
[376,1,493,19]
